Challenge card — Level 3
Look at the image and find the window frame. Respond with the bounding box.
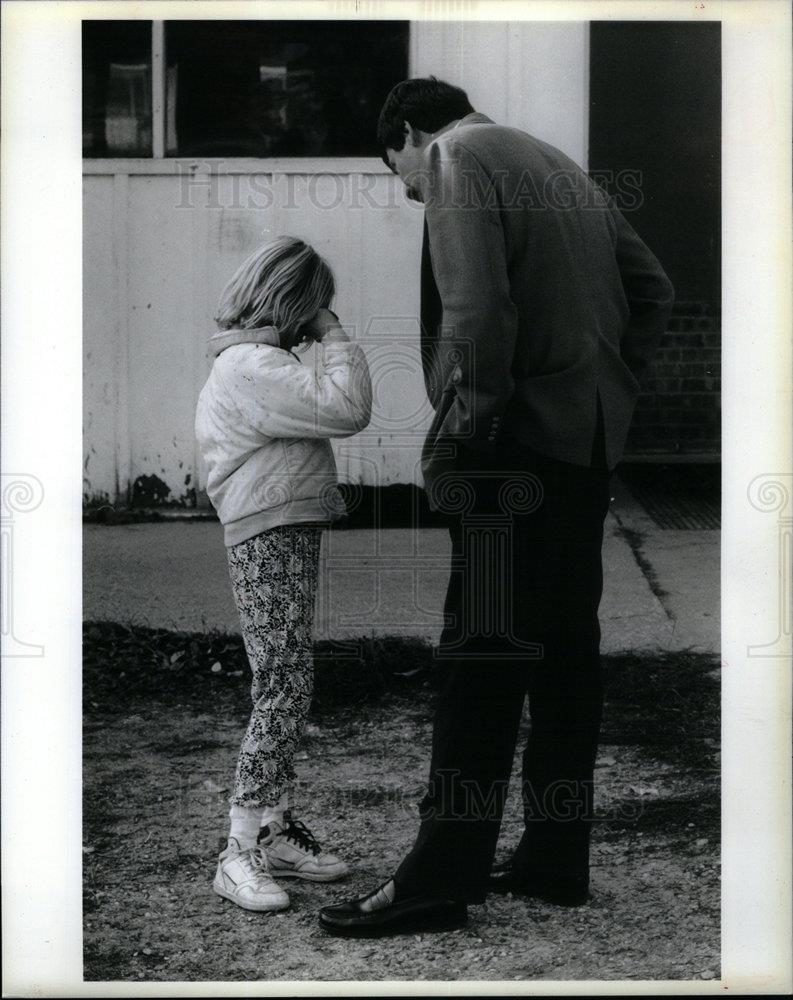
[82,19,402,175]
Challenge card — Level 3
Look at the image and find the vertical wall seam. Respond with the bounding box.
[152,22,166,160]
[112,172,131,504]
[190,173,211,499]
[408,20,419,77]
[507,23,523,132]
[582,20,591,172]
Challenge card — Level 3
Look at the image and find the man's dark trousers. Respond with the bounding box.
[394,430,611,903]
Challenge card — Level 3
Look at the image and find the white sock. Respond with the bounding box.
[360,880,396,912]
[228,804,262,850]
[260,791,290,833]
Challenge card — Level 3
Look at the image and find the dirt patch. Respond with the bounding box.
[83,624,720,983]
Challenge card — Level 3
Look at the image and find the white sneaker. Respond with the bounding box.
[213,837,290,912]
[259,814,350,883]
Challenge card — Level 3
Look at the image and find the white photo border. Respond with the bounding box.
[2,0,791,995]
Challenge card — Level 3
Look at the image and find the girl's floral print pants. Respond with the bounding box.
[226,525,322,809]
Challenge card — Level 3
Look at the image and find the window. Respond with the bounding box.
[83,21,153,157]
[82,20,410,159]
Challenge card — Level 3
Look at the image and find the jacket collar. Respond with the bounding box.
[207,325,281,359]
[453,111,494,128]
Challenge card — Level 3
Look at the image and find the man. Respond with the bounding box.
[319,78,674,936]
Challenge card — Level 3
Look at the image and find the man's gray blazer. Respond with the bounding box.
[419,112,675,500]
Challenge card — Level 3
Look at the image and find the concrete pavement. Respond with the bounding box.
[609,477,720,653]
[83,492,719,655]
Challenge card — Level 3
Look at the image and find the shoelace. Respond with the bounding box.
[282,818,321,856]
[236,846,275,885]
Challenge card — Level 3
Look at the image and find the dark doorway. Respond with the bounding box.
[589,21,721,307]
[590,22,722,457]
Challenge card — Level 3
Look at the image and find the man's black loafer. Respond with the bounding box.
[318,880,468,937]
[488,866,590,906]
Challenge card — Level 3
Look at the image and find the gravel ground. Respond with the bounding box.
[83,625,720,983]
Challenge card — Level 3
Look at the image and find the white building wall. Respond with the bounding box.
[83,21,589,505]
[411,20,589,166]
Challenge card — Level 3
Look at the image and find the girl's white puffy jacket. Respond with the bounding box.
[195,326,372,546]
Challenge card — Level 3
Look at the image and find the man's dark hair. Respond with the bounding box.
[376,77,474,152]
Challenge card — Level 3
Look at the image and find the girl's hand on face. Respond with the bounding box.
[306,307,349,343]
[306,307,339,339]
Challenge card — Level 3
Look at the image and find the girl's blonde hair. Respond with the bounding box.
[215,236,335,351]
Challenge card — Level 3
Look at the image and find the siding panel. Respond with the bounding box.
[83,176,119,504]
[126,176,201,505]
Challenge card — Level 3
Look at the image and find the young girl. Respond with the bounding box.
[195,236,372,912]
